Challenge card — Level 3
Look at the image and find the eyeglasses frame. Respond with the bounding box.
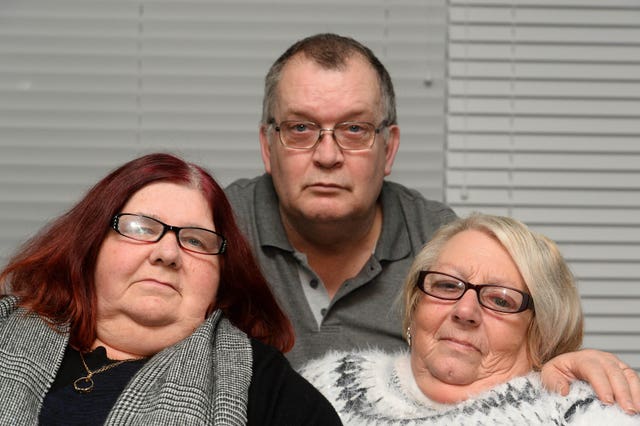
[270,119,389,151]
[111,213,227,255]
[416,270,534,313]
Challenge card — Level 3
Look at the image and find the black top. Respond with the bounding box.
[248,339,342,425]
[39,340,341,425]
[39,346,147,425]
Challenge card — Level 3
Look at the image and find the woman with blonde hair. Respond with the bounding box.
[301,213,638,425]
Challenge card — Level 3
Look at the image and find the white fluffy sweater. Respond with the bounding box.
[299,350,639,426]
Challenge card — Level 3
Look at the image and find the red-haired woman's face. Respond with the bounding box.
[93,182,221,355]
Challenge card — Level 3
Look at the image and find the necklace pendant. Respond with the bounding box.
[73,376,95,393]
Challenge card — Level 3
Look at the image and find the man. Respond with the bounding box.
[225,33,639,411]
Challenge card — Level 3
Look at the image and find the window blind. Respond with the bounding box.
[447,0,640,369]
[0,0,447,265]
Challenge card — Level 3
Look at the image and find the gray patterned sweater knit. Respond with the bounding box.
[299,349,639,425]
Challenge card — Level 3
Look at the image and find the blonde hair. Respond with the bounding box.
[402,213,583,370]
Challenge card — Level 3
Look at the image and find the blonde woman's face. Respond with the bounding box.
[409,229,533,402]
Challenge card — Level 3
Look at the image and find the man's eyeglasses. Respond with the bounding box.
[271,120,388,151]
[112,213,227,255]
[416,271,534,314]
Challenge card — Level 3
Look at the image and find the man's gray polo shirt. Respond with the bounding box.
[225,174,456,369]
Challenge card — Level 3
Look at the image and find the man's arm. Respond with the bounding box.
[541,349,640,414]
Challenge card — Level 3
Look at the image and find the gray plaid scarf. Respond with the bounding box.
[0,296,252,425]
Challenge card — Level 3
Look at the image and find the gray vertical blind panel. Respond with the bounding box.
[0,1,447,267]
[447,0,640,369]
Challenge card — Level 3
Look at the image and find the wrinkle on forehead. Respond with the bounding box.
[274,56,383,124]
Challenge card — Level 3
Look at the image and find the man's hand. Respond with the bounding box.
[541,349,640,414]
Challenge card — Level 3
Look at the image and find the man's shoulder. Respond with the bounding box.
[225,175,263,196]
[382,180,456,217]
[225,175,281,232]
[224,174,270,209]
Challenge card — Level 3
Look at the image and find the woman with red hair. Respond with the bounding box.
[0,153,340,425]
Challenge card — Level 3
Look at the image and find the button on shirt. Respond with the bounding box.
[295,252,330,328]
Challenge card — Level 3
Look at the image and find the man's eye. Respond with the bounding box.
[288,122,311,133]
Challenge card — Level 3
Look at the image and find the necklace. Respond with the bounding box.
[73,351,138,394]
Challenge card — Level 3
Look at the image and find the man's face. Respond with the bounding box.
[259,55,399,227]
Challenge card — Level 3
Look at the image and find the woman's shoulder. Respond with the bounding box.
[299,348,404,393]
[0,296,39,329]
[0,296,19,338]
[462,373,639,425]
[0,295,19,319]
[247,339,342,426]
[300,348,402,371]
[250,336,285,367]
[299,349,415,425]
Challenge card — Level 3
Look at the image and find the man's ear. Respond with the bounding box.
[259,124,272,174]
[383,124,400,176]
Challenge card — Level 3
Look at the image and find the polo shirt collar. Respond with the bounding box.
[375,181,411,262]
[254,174,295,252]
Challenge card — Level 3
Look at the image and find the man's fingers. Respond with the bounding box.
[617,367,640,414]
[540,349,640,414]
[581,362,615,406]
[540,363,573,397]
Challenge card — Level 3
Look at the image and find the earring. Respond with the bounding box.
[406,326,412,347]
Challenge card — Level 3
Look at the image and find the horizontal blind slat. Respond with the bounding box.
[448,1,640,365]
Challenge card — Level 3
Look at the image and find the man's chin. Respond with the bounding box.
[302,204,355,222]
[302,210,349,223]
[296,200,353,222]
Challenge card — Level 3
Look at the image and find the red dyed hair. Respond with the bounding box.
[0,153,294,352]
